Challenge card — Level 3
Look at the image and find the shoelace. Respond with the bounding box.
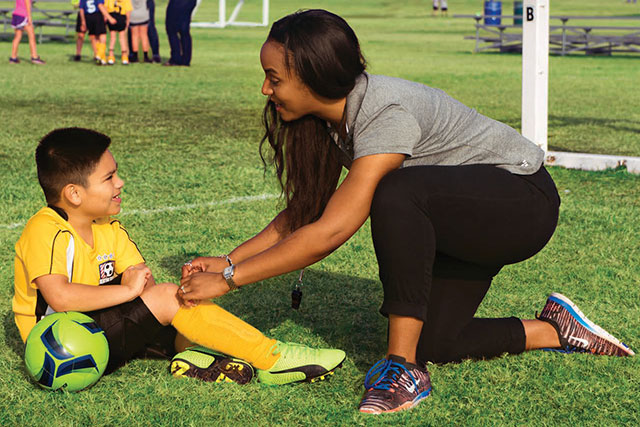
[363,358,419,391]
[269,342,313,358]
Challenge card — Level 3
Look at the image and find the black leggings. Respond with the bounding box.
[370,164,560,364]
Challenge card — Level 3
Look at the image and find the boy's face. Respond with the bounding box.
[77,149,124,218]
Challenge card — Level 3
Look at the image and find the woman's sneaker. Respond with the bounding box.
[31,56,45,65]
[359,355,432,414]
[537,292,635,356]
[170,346,254,384]
[256,342,345,385]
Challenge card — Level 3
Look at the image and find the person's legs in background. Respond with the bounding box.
[74,13,85,61]
[176,0,197,66]
[147,0,161,62]
[165,0,182,65]
[139,23,151,62]
[130,25,140,62]
[119,29,129,64]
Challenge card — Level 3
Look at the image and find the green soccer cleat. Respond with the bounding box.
[170,346,254,385]
[256,342,346,385]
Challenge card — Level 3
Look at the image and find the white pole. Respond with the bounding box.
[521,0,549,152]
[219,0,227,28]
[262,0,269,26]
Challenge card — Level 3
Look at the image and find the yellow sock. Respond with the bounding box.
[171,302,280,370]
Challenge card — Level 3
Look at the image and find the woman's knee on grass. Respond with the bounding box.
[140,282,180,325]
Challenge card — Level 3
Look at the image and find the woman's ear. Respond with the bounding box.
[62,184,82,207]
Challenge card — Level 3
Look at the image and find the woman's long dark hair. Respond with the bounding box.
[260,9,366,233]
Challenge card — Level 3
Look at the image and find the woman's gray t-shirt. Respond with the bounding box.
[331,73,544,175]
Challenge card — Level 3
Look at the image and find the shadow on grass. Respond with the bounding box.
[549,115,640,134]
[3,310,24,359]
[220,269,389,371]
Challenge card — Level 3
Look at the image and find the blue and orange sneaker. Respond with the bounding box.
[537,292,634,356]
[358,355,431,414]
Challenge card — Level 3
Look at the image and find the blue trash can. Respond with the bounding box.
[484,1,502,26]
[514,1,523,26]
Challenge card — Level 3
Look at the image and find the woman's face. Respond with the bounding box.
[260,41,318,122]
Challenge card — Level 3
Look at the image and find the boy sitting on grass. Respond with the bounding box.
[13,127,345,385]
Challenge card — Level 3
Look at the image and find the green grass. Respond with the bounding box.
[1,0,639,425]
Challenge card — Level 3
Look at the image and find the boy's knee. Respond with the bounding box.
[140,283,180,325]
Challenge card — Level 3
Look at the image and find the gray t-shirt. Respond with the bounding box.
[329,73,544,175]
[130,0,149,24]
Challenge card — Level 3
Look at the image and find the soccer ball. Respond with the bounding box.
[24,312,109,392]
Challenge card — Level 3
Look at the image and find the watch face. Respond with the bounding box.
[223,265,234,279]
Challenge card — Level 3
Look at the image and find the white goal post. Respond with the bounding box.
[191,0,269,28]
[522,0,640,173]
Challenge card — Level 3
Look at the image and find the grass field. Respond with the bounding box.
[1,0,639,425]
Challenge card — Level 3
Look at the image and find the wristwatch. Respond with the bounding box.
[222,264,239,291]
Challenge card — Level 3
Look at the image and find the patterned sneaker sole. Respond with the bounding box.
[170,355,254,385]
[359,388,432,414]
[545,293,634,356]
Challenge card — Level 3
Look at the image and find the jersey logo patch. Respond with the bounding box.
[99,261,115,284]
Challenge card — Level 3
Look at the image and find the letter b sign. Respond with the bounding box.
[526,6,534,21]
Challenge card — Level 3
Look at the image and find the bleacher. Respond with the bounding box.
[454,14,640,56]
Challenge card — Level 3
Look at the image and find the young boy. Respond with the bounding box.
[78,0,115,65]
[13,128,345,385]
[105,0,132,65]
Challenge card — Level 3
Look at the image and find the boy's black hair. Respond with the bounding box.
[36,128,111,204]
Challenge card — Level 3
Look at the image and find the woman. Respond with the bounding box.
[180,9,634,414]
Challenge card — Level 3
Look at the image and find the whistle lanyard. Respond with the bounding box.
[291,269,304,309]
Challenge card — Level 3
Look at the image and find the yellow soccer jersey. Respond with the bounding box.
[13,207,145,342]
[106,0,132,15]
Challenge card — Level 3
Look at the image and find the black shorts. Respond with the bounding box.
[85,297,177,374]
[107,13,127,32]
[129,20,149,27]
[84,11,106,36]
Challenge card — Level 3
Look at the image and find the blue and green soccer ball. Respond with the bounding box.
[24,312,109,392]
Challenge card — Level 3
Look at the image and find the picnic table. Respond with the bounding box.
[454,14,640,55]
[1,0,75,43]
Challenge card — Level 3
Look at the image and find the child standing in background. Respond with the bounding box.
[79,0,115,65]
[105,0,132,65]
[129,0,151,63]
[9,0,45,64]
[71,0,86,61]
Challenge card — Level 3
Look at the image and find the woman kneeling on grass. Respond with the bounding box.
[179,9,635,414]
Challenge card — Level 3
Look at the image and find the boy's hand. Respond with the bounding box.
[181,256,229,278]
[179,272,229,300]
[121,265,151,299]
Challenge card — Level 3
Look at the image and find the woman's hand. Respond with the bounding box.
[181,256,229,278]
[179,271,229,300]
